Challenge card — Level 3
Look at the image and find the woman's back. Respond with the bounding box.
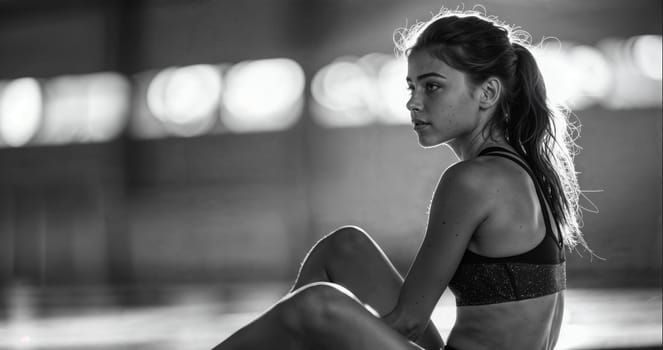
[446,147,566,350]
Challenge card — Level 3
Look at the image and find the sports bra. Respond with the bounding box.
[448,147,566,306]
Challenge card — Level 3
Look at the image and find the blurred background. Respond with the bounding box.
[0,0,661,349]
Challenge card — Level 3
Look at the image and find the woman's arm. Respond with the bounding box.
[383,161,495,339]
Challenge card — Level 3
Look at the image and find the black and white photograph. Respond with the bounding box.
[0,1,661,349]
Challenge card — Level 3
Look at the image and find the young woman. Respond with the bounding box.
[211,9,589,350]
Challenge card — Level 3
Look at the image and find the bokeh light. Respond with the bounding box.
[631,35,662,81]
[0,77,43,147]
[84,73,131,142]
[565,45,613,109]
[146,64,222,137]
[598,37,662,109]
[534,42,616,109]
[41,73,130,145]
[310,58,377,127]
[221,58,305,133]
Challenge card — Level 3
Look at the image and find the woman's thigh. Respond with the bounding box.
[284,282,423,350]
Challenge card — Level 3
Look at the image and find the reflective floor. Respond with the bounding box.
[0,283,661,350]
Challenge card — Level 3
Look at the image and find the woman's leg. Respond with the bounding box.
[291,226,444,350]
[213,282,423,350]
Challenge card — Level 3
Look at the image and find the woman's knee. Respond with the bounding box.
[281,282,358,332]
[323,225,376,258]
[290,282,356,312]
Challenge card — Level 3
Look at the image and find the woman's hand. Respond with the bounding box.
[381,307,422,341]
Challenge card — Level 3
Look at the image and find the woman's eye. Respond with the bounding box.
[425,83,441,92]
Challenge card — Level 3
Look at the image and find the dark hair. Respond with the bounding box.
[395,9,589,251]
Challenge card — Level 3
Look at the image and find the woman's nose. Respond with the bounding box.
[406,95,422,112]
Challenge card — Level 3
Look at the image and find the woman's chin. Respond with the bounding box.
[417,136,445,149]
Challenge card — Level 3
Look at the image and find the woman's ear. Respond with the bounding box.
[478,77,502,110]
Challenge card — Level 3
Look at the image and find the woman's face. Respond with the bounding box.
[406,50,482,148]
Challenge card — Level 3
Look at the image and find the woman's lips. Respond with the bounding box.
[412,120,431,130]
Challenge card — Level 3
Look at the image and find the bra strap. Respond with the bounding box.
[478,147,564,250]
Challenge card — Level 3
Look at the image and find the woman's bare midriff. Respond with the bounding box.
[446,291,565,350]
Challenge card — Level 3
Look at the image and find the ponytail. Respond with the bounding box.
[506,42,587,251]
[508,43,547,153]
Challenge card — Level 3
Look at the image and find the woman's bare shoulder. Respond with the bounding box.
[436,157,527,214]
[441,158,508,190]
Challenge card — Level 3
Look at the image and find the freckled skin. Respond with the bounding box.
[406,51,483,149]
